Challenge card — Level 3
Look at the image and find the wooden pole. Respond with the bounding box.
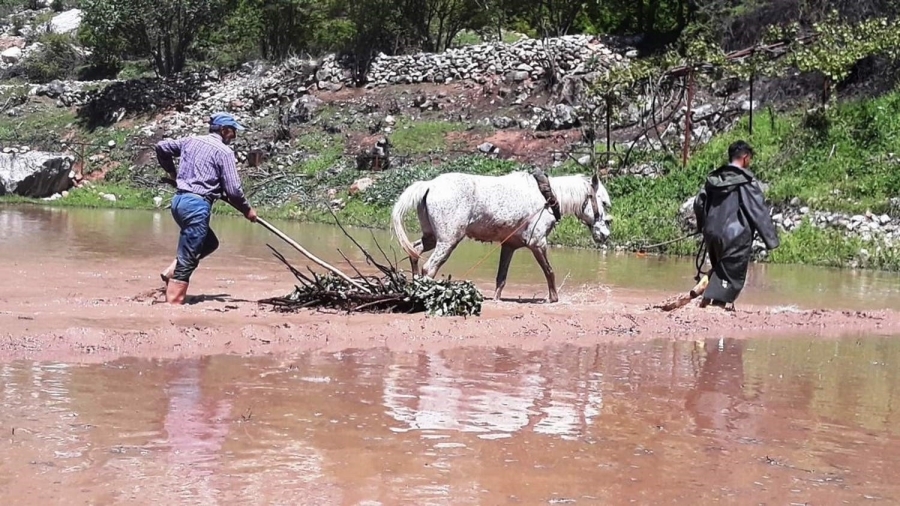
[655,274,709,312]
[682,68,694,169]
[606,94,612,168]
[257,217,371,293]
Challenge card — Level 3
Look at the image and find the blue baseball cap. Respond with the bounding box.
[209,112,245,131]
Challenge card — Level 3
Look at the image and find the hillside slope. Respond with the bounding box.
[0,34,899,272]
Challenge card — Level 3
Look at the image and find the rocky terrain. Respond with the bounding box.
[0,5,82,67]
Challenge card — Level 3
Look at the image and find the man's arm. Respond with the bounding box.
[155,138,183,180]
[741,181,779,250]
[217,151,255,220]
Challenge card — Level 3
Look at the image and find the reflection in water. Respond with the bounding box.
[382,348,603,440]
[4,204,900,309]
[159,359,231,502]
[3,337,900,503]
[686,339,750,436]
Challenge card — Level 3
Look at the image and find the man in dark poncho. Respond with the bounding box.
[693,141,779,309]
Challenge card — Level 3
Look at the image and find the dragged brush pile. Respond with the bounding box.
[261,254,483,315]
[258,214,483,316]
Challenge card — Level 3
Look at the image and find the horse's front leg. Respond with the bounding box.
[494,244,516,301]
[530,245,558,303]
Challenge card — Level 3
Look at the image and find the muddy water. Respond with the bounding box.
[3,205,900,310]
[2,336,900,504]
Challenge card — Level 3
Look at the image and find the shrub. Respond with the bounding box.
[22,33,83,83]
[9,15,24,36]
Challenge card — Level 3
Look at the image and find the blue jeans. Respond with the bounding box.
[171,192,219,282]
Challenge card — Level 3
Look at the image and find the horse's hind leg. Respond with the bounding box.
[409,235,436,276]
[494,244,516,301]
[422,237,462,278]
[410,197,437,276]
[530,245,558,303]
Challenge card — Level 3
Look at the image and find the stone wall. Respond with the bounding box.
[314,35,624,88]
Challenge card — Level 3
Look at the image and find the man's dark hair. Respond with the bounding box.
[728,140,754,161]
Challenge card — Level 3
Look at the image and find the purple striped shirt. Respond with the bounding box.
[155,133,251,215]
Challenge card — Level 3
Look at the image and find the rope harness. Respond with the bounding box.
[531,168,561,221]
[637,231,706,281]
[694,239,708,282]
[461,170,562,279]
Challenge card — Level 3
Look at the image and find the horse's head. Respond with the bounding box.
[582,174,612,244]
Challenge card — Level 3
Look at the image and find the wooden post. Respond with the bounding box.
[682,68,694,169]
[605,94,612,168]
[748,71,754,135]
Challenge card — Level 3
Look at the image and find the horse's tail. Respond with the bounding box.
[391,181,430,260]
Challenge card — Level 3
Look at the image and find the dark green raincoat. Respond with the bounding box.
[693,164,779,303]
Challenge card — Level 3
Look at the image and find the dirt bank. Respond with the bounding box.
[1,250,898,364]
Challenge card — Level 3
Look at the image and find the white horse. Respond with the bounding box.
[391,171,612,303]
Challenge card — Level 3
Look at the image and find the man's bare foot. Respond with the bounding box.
[160,260,176,285]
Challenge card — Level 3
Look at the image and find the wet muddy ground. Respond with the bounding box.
[3,206,900,504]
[2,206,900,362]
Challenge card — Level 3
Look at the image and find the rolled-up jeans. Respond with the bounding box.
[171,192,219,282]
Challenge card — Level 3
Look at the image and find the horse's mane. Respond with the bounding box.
[547,174,610,217]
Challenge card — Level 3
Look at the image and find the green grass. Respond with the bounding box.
[0,106,76,140]
[291,131,345,175]
[0,84,28,101]
[768,219,900,271]
[760,93,900,213]
[452,30,482,47]
[117,61,155,80]
[1,183,157,208]
[389,120,470,153]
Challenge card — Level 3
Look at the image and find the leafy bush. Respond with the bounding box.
[9,15,24,36]
[22,33,82,83]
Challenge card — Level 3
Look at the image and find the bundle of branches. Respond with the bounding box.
[259,212,484,316]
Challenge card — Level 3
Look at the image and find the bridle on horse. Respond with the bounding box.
[583,187,602,225]
[531,167,603,225]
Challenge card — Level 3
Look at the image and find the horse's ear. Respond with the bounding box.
[591,174,599,189]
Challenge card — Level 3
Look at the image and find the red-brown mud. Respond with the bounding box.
[2,252,897,363]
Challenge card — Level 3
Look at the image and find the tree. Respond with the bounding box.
[525,0,591,37]
[400,0,484,52]
[472,0,510,41]
[80,0,222,77]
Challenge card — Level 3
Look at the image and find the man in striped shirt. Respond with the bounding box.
[157,112,257,304]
